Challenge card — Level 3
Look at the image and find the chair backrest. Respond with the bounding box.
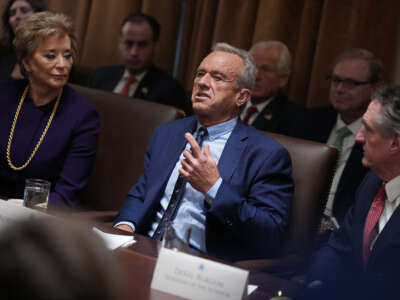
[70,84,185,211]
[262,131,338,256]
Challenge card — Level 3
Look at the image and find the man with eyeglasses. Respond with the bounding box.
[291,48,383,236]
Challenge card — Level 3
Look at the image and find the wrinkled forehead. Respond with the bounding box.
[333,58,370,80]
[198,51,244,76]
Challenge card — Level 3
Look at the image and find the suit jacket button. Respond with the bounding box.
[225,219,233,227]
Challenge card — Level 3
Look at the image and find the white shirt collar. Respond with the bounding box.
[335,115,362,136]
[122,69,147,82]
[385,175,400,204]
[252,97,274,111]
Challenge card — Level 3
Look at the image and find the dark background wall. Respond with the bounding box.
[1,0,399,107]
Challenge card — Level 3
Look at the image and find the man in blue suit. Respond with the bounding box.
[114,43,294,261]
[302,84,400,299]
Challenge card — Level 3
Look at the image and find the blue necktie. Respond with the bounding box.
[152,127,208,240]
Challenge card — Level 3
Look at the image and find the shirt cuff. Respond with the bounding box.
[114,221,136,232]
[205,177,222,205]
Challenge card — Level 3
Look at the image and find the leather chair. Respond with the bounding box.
[69,84,185,218]
[235,131,338,277]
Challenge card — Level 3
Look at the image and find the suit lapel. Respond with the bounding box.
[217,122,248,181]
[311,108,337,142]
[252,96,280,130]
[158,117,197,183]
[336,143,366,191]
[368,200,400,268]
[108,67,124,91]
[134,66,158,99]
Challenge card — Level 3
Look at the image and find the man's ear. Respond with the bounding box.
[390,134,400,152]
[236,88,251,107]
[279,74,289,89]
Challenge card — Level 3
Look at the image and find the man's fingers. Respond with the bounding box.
[204,144,212,157]
[180,158,194,173]
[185,132,201,156]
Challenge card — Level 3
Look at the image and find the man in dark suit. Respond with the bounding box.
[302,84,400,299]
[114,43,294,261]
[240,41,298,135]
[291,49,383,228]
[89,13,189,113]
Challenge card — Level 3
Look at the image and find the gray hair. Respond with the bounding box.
[250,40,292,76]
[373,84,400,137]
[212,42,256,91]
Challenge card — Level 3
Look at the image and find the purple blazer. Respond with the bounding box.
[0,79,99,208]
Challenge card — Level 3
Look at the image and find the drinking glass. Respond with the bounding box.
[161,221,192,253]
[23,179,50,209]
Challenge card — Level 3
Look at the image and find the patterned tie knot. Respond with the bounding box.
[196,127,208,147]
[242,105,258,124]
[120,75,136,96]
[333,126,352,151]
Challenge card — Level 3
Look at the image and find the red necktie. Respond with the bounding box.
[242,106,258,124]
[362,184,386,266]
[119,76,136,96]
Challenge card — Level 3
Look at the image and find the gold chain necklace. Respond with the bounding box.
[6,85,62,171]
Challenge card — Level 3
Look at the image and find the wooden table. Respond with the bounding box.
[114,233,302,300]
[38,211,302,300]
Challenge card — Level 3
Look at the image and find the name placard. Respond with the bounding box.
[151,247,249,300]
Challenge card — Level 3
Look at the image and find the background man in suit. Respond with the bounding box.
[89,13,189,113]
[303,84,400,300]
[114,43,294,261]
[291,49,383,230]
[240,40,298,135]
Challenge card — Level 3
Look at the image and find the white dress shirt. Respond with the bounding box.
[113,69,147,97]
[240,98,274,125]
[324,116,362,218]
[370,175,400,250]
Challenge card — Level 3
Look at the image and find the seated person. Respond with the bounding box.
[0,0,47,80]
[0,218,120,300]
[301,85,400,300]
[291,49,383,231]
[114,43,294,261]
[0,12,99,208]
[89,13,190,114]
[241,40,298,135]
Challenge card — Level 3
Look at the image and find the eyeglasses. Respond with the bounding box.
[326,75,376,89]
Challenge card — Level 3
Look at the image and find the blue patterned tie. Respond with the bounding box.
[152,127,208,240]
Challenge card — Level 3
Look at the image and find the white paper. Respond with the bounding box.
[151,247,249,300]
[0,200,49,229]
[6,199,24,207]
[92,227,135,250]
[247,284,258,295]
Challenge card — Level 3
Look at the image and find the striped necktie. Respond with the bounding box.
[152,127,208,240]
